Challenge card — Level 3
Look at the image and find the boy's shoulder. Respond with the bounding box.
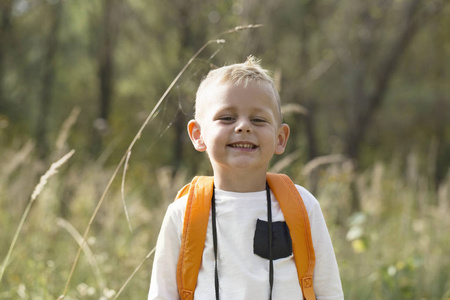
[294,184,320,213]
[164,194,189,224]
[168,193,189,210]
[169,178,320,216]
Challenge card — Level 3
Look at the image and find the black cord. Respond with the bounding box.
[266,183,274,300]
[212,188,220,300]
[212,184,274,300]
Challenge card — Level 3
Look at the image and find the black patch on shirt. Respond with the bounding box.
[253,219,293,260]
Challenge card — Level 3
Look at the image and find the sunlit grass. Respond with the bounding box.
[0,148,168,299]
[1,143,449,299]
[314,157,450,300]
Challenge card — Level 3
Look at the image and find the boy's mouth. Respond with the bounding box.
[228,142,257,149]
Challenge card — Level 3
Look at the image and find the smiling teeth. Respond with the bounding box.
[230,143,256,149]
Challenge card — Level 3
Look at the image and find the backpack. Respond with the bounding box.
[174,173,316,300]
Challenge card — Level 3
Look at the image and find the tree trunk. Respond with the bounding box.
[344,0,422,161]
[35,2,63,159]
[0,0,13,114]
[99,0,115,121]
[299,0,318,161]
[343,0,423,213]
[170,0,207,174]
[91,0,118,155]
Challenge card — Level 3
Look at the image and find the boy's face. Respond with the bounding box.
[188,81,290,176]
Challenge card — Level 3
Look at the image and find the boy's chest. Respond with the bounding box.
[193,197,302,299]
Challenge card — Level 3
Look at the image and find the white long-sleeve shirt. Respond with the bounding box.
[148,185,344,300]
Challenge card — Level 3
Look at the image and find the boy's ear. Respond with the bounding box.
[274,123,290,155]
[187,120,207,152]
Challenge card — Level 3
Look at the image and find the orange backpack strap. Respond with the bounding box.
[175,174,315,300]
[175,176,214,300]
[267,173,316,300]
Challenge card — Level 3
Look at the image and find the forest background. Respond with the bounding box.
[0,0,449,299]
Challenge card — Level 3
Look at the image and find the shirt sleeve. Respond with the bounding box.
[148,199,186,300]
[297,186,344,300]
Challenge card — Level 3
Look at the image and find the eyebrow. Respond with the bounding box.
[214,105,273,115]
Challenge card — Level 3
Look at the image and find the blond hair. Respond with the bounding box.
[195,56,282,122]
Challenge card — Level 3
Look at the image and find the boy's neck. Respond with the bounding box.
[212,169,267,192]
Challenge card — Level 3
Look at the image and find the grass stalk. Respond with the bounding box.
[121,150,133,232]
[56,218,105,291]
[58,25,263,299]
[0,150,75,283]
[58,38,224,300]
[55,107,81,153]
[112,246,156,300]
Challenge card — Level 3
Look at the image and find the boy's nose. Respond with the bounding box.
[235,120,252,133]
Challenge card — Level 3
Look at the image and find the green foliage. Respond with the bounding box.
[1,0,449,171]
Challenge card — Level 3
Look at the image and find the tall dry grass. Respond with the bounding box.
[1,141,449,299]
[0,150,75,283]
[308,154,450,300]
[0,146,169,299]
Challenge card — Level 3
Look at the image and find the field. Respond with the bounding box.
[1,0,449,299]
[1,142,449,299]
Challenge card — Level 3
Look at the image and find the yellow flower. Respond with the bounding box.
[351,239,366,253]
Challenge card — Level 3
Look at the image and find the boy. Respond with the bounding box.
[148,56,344,299]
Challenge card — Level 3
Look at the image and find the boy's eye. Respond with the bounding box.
[218,116,235,122]
[252,118,267,123]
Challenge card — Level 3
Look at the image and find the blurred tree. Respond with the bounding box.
[315,0,447,164]
[295,0,319,161]
[429,8,450,188]
[321,0,449,210]
[91,0,120,155]
[0,0,448,198]
[343,0,423,162]
[35,1,63,159]
[0,0,13,114]
[168,0,207,171]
